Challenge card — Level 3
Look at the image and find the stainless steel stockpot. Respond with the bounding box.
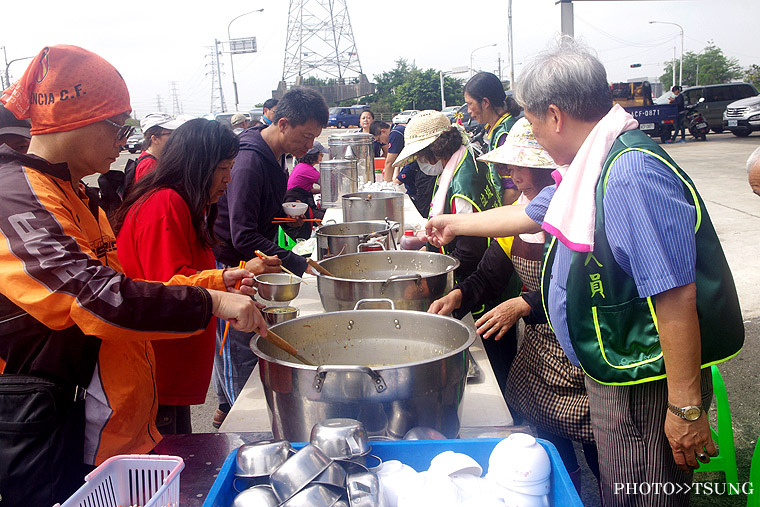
[315,250,459,312]
[342,192,404,232]
[250,300,475,442]
[315,220,398,260]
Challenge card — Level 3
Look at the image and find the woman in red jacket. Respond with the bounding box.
[115,118,280,433]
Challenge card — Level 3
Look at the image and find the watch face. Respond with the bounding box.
[684,406,701,421]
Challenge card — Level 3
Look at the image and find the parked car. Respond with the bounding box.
[682,83,758,133]
[392,110,420,124]
[723,95,760,137]
[441,105,460,121]
[206,111,252,128]
[249,107,264,124]
[125,130,143,153]
[327,106,368,128]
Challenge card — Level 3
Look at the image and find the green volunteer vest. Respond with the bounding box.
[541,129,743,385]
[486,113,518,204]
[429,147,501,308]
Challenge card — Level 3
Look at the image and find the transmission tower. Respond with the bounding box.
[206,42,227,113]
[169,81,183,116]
[282,0,364,83]
[155,94,164,113]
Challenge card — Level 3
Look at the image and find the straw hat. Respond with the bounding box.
[477,117,557,170]
[393,110,453,166]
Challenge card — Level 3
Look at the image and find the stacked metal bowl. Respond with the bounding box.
[231,418,381,507]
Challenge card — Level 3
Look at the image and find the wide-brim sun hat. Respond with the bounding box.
[477,117,557,170]
[393,110,453,167]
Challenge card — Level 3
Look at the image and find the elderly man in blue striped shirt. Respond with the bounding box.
[426,37,743,506]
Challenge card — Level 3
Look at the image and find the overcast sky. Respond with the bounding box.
[2,0,757,118]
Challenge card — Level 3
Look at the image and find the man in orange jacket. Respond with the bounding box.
[0,45,267,506]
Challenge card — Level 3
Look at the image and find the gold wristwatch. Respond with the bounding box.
[667,402,703,421]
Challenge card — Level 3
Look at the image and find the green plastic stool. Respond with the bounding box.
[695,365,739,492]
[277,226,297,250]
[747,438,760,507]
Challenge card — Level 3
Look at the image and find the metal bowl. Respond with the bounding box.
[346,467,380,507]
[279,483,343,507]
[310,418,370,460]
[255,273,302,302]
[262,306,300,325]
[312,461,347,488]
[403,426,447,440]
[270,444,332,502]
[231,485,279,507]
[235,440,293,478]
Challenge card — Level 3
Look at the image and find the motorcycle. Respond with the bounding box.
[686,97,709,141]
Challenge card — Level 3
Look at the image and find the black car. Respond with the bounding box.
[125,131,143,153]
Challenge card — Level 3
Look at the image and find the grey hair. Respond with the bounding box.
[515,36,612,122]
[747,146,760,173]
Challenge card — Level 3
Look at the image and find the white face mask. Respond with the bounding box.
[417,158,444,176]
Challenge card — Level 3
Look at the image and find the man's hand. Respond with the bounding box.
[664,411,717,472]
[208,289,268,336]
[475,296,531,341]
[428,289,462,315]
[222,268,256,296]
[246,255,282,275]
[657,282,713,472]
[425,215,457,248]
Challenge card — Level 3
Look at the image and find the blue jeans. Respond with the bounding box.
[212,260,257,407]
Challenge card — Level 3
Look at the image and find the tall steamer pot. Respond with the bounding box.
[328,132,375,185]
[250,301,476,441]
[342,192,405,233]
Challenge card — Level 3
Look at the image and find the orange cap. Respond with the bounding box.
[0,45,131,135]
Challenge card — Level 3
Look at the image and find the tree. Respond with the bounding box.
[364,59,464,113]
[659,45,742,87]
[745,64,760,90]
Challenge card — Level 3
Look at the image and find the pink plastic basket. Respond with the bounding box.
[56,454,184,507]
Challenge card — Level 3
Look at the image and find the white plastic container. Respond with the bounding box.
[56,454,184,507]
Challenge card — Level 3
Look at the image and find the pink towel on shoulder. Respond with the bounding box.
[542,104,639,252]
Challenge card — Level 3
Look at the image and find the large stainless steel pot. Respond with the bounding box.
[250,300,475,441]
[328,132,375,185]
[342,192,404,233]
[315,250,459,312]
[320,160,358,209]
[315,221,399,260]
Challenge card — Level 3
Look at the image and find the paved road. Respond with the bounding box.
[104,129,760,506]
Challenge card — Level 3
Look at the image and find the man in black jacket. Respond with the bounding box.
[212,87,328,425]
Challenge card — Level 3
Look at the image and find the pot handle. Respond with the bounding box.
[380,273,422,294]
[313,365,387,393]
[357,241,386,252]
[353,298,396,311]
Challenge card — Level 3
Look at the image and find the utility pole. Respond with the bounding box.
[169,81,183,116]
[508,0,515,89]
[214,39,226,113]
[497,53,502,81]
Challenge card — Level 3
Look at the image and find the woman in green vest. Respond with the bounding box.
[393,110,500,282]
[464,72,522,205]
[393,110,511,390]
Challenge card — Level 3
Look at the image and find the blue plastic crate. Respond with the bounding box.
[204,437,583,506]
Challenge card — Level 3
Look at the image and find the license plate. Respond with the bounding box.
[728,120,738,127]
[696,122,708,129]
[639,123,655,131]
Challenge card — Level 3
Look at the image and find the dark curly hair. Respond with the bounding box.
[297,151,321,166]
[417,128,463,163]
